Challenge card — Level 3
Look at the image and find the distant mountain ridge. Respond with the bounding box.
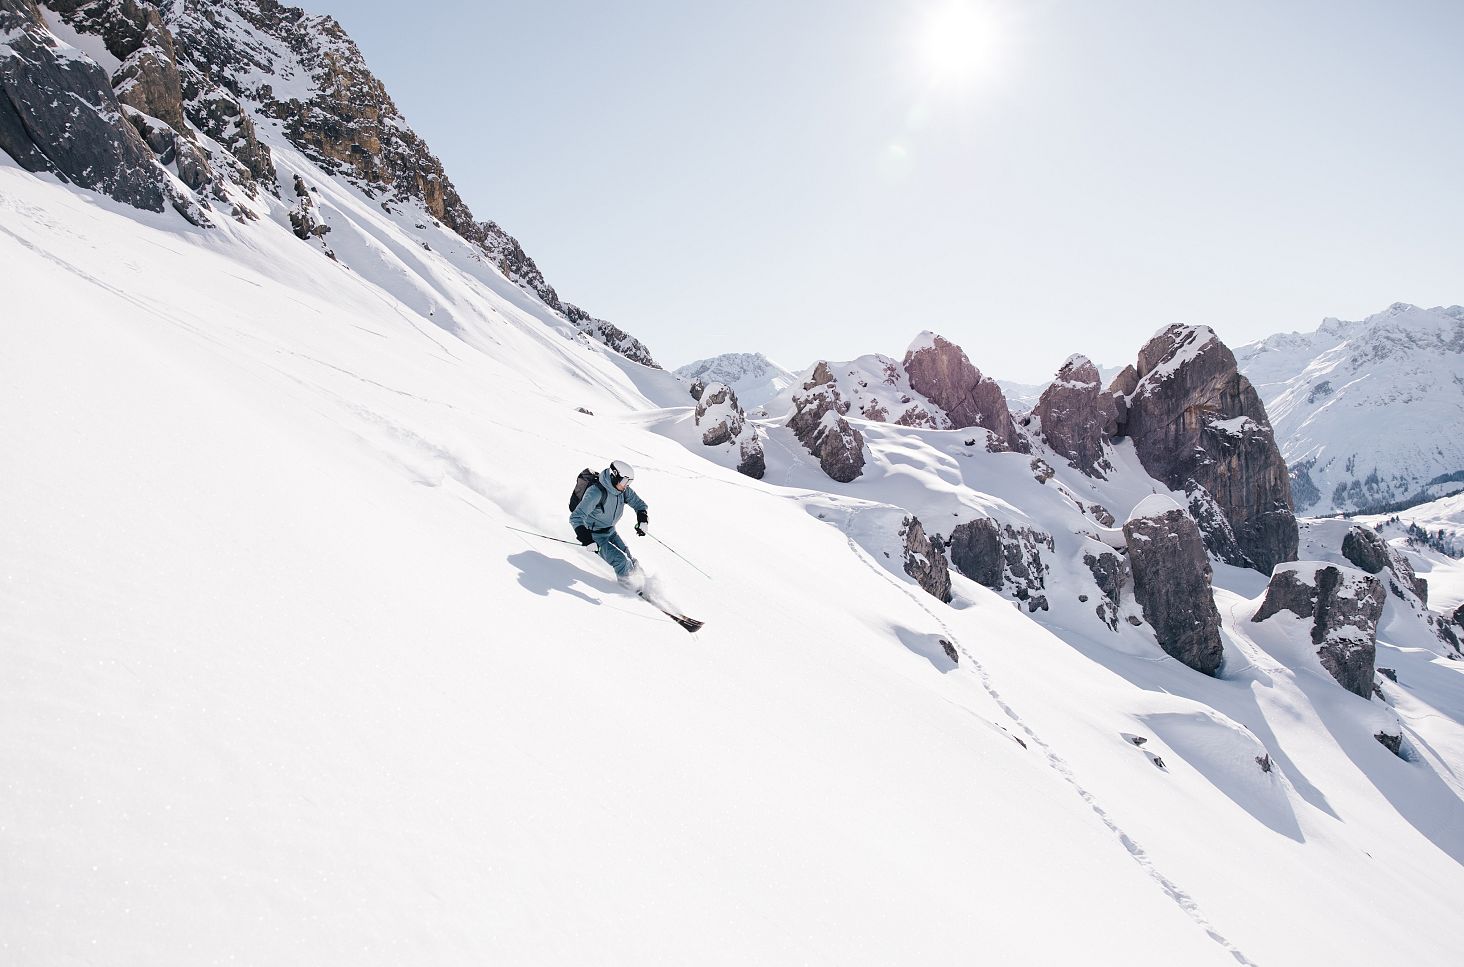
[673,352,796,410]
[1236,303,1464,516]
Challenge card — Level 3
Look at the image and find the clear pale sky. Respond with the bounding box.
[331,0,1464,381]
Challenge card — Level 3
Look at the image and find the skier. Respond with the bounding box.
[571,459,650,591]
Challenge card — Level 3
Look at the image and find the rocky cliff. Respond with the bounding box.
[1028,354,1117,478]
[1123,496,1224,676]
[3,0,656,364]
[1115,324,1297,574]
[902,332,1027,453]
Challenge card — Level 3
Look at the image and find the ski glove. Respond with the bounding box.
[635,509,649,537]
[574,525,594,546]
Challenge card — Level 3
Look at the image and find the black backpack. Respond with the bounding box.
[569,467,609,513]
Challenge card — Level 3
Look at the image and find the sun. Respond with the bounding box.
[916,1,1002,87]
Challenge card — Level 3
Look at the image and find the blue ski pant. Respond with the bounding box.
[592,529,636,579]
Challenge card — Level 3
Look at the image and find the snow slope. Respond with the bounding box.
[5,118,1464,967]
[1235,304,1464,515]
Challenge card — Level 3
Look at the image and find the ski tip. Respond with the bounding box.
[677,617,705,633]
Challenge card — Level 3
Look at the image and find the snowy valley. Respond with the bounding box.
[4,2,1464,965]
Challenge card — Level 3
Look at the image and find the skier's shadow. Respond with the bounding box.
[508,550,617,604]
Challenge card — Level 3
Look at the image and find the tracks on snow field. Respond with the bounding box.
[838,518,1260,967]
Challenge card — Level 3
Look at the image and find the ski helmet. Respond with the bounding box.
[608,459,636,487]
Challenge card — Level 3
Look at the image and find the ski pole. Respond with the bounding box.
[504,525,586,546]
[649,534,712,579]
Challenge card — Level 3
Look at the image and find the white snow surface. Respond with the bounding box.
[5,150,1464,964]
[1236,303,1464,515]
[1127,493,1186,523]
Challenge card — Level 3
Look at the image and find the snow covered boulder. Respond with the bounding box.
[694,382,766,479]
[901,516,951,603]
[1030,355,1117,477]
[1122,496,1224,676]
[695,382,744,446]
[902,332,1028,453]
[787,362,866,483]
[1115,324,1297,574]
[1253,562,1386,699]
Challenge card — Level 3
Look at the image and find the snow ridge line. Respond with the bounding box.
[838,522,1260,967]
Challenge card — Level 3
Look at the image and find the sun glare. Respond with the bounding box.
[917,2,1002,87]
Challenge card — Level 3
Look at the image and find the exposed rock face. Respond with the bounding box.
[946,518,1052,611]
[735,437,766,480]
[287,173,329,240]
[1454,604,1464,629]
[902,332,1028,452]
[787,362,865,482]
[1115,325,1297,573]
[563,304,660,369]
[694,382,765,479]
[1341,526,1390,575]
[1083,549,1128,631]
[1253,562,1386,698]
[0,0,166,211]
[947,518,1002,588]
[901,516,951,603]
[1123,497,1224,676]
[59,0,191,132]
[1031,355,1117,477]
[11,0,658,364]
[1341,525,1428,605]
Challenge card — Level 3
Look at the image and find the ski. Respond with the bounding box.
[639,593,704,633]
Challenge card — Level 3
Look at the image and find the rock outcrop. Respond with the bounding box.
[946,518,1052,611]
[901,516,951,603]
[1123,496,1224,675]
[902,332,1027,452]
[1253,562,1386,698]
[694,382,765,479]
[0,0,167,212]
[1030,355,1117,477]
[563,304,660,369]
[1114,324,1297,574]
[1083,549,1128,631]
[1342,525,1428,605]
[787,362,866,482]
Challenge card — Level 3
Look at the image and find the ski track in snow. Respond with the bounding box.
[838,512,1260,967]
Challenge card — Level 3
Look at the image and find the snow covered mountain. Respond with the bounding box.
[6,3,1464,964]
[1356,491,1464,561]
[1235,303,1464,516]
[673,351,797,411]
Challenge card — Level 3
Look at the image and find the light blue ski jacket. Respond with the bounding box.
[570,468,648,534]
